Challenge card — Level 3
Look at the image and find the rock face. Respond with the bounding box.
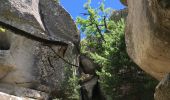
[110,9,128,21]
[0,92,35,100]
[0,0,79,99]
[79,55,106,100]
[125,0,170,80]
[0,0,79,43]
[39,0,79,43]
[154,73,170,100]
[0,83,49,100]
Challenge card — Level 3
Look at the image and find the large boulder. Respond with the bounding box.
[0,0,79,43]
[125,0,170,80]
[0,0,79,99]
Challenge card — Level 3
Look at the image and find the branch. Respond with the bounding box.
[48,46,79,67]
[103,16,108,30]
[95,23,105,42]
[81,12,106,42]
[0,21,68,46]
[88,17,105,42]
[98,25,104,26]
[80,13,90,16]
[85,23,93,27]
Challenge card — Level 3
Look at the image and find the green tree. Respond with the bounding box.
[77,0,158,99]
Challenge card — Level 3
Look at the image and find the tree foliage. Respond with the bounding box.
[77,0,158,99]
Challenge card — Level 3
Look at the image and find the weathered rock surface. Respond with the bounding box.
[0,0,79,99]
[0,92,34,100]
[79,55,106,100]
[0,0,79,43]
[0,83,49,99]
[39,0,79,43]
[110,9,128,21]
[125,0,170,80]
[154,73,170,100]
[0,0,45,39]
[79,55,97,74]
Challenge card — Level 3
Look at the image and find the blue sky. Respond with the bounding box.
[60,0,125,20]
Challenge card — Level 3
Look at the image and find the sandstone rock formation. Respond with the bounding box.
[154,73,170,100]
[125,0,170,99]
[125,0,170,80]
[0,0,79,99]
